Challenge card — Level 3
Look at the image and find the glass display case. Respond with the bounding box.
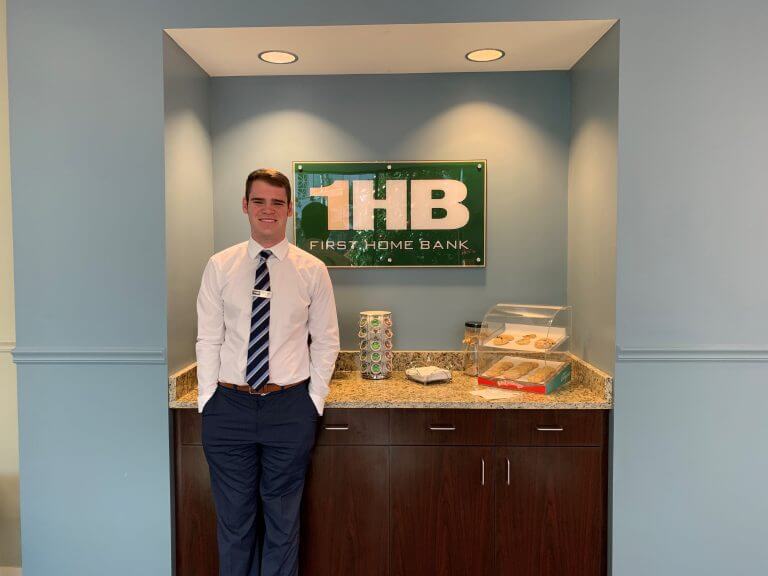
[477,304,572,394]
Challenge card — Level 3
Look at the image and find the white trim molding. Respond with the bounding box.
[617,346,768,363]
[12,347,166,365]
[0,341,15,354]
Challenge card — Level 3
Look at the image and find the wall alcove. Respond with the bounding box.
[163,20,619,376]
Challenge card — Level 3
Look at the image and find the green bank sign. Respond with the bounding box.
[293,161,486,268]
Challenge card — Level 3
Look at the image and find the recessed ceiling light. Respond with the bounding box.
[258,50,299,64]
[465,48,505,63]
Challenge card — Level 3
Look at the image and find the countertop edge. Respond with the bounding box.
[169,401,612,410]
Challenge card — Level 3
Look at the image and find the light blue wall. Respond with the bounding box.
[16,365,172,575]
[612,361,768,574]
[164,33,214,374]
[211,73,571,349]
[7,1,768,575]
[611,4,768,573]
[613,3,768,349]
[567,24,618,375]
[9,1,172,573]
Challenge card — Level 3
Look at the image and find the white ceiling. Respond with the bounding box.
[166,20,617,77]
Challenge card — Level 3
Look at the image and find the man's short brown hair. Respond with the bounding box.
[245,169,292,203]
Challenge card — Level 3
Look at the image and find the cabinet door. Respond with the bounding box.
[300,445,389,576]
[174,443,219,576]
[391,447,493,576]
[496,447,605,576]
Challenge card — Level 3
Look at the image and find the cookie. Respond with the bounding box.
[502,362,538,380]
[526,366,556,383]
[484,360,515,378]
[535,338,556,350]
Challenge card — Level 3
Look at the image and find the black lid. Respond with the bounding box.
[464,321,482,328]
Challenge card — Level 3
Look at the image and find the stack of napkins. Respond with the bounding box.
[405,366,452,384]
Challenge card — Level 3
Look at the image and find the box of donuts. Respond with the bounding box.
[477,355,571,394]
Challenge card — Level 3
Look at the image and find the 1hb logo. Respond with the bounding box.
[310,179,470,231]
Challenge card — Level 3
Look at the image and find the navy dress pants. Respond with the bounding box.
[202,382,318,576]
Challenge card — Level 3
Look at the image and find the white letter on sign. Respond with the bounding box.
[352,179,407,230]
[410,180,470,230]
[310,180,349,230]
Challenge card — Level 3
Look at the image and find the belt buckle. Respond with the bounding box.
[249,385,271,396]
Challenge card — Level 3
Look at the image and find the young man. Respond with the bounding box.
[196,168,340,576]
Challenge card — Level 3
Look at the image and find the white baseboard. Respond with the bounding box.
[0,568,21,576]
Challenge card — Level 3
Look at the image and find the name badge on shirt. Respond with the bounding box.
[252,289,272,299]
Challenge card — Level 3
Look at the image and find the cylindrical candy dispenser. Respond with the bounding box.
[359,310,393,380]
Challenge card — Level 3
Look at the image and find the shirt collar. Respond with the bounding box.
[248,237,289,261]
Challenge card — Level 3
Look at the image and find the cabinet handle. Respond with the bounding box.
[323,425,349,431]
[506,458,511,486]
[428,425,456,431]
[481,458,485,486]
[536,426,564,432]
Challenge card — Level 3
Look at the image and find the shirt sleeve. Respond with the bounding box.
[195,257,224,413]
[307,264,340,415]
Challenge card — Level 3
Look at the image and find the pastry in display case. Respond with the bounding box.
[477,304,572,394]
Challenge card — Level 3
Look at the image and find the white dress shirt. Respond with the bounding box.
[196,237,340,415]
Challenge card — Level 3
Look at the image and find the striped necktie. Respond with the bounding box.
[246,249,272,390]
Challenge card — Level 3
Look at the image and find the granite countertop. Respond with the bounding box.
[170,351,612,410]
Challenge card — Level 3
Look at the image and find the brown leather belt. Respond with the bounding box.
[217,378,310,396]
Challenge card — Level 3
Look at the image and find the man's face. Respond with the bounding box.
[242,180,293,247]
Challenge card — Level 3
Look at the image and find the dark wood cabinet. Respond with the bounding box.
[390,446,493,576]
[300,409,390,575]
[494,409,608,576]
[314,408,389,445]
[495,447,605,576]
[172,410,391,576]
[173,408,608,576]
[495,409,606,447]
[173,417,218,576]
[300,445,389,576]
[389,409,494,445]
